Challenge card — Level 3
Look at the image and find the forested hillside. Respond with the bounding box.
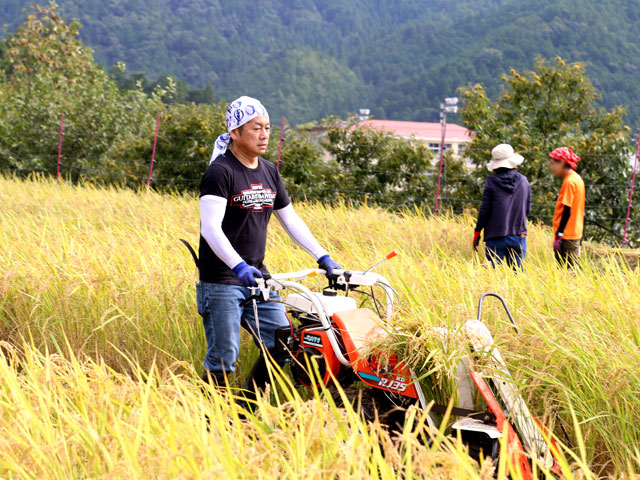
[1,0,639,124]
[362,0,640,121]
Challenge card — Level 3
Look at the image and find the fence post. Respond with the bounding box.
[56,114,65,182]
[434,120,447,215]
[147,115,161,187]
[276,116,286,171]
[622,127,640,248]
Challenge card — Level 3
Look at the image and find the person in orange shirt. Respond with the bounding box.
[549,147,585,266]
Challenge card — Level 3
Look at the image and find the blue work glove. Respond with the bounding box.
[232,261,263,287]
[317,254,341,277]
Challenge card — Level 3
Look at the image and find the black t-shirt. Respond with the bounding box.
[198,151,291,284]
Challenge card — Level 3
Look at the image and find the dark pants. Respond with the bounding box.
[555,238,581,267]
[485,235,527,270]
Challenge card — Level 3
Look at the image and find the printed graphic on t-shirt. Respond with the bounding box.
[198,153,291,284]
[231,184,277,212]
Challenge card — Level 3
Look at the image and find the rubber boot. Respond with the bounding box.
[199,369,227,430]
[236,354,275,414]
[200,369,226,389]
[243,355,271,390]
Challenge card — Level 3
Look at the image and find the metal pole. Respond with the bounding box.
[147,115,161,187]
[276,116,286,171]
[622,127,640,247]
[434,110,447,215]
[56,114,64,182]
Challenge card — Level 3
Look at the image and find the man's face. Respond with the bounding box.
[230,116,270,156]
[549,159,566,178]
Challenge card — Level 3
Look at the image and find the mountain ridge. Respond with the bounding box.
[1,0,638,125]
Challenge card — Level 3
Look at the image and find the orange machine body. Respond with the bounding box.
[332,308,419,399]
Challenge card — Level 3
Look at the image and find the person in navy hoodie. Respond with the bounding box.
[473,144,531,270]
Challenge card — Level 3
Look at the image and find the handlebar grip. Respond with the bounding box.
[254,276,271,288]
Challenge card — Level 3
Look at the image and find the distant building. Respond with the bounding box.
[299,118,474,164]
[359,119,472,160]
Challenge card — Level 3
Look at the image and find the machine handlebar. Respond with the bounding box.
[249,266,397,324]
[255,268,383,290]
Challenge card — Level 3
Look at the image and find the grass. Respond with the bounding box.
[0,175,639,478]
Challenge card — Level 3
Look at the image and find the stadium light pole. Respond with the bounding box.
[434,97,458,215]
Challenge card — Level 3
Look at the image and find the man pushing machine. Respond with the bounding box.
[196,96,341,394]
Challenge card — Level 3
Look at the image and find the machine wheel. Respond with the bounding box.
[328,384,419,433]
[291,347,327,388]
[459,430,500,462]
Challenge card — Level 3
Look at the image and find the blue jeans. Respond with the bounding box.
[485,235,527,270]
[196,282,289,375]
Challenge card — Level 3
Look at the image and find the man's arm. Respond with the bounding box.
[200,195,244,269]
[555,179,575,238]
[556,205,572,236]
[201,195,264,286]
[553,204,572,252]
[274,204,328,260]
[475,180,493,233]
[274,205,340,275]
[472,180,492,250]
[271,166,339,275]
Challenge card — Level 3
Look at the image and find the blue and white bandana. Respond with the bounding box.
[210,96,269,164]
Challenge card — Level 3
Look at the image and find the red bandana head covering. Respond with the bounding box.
[549,147,581,169]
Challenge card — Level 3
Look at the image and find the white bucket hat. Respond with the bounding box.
[487,144,524,172]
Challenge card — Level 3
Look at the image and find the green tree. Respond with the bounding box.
[109,102,226,191]
[460,57,633,243]
[0,4,161,180]
[277,124,342,202]
[323,118,437,206]
[111,68,215,106]
[0,37,10,77]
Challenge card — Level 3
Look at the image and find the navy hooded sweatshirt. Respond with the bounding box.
[475,168,531,241]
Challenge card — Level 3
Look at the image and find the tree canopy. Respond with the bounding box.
[0,5,162,180]
[459,57,634,244]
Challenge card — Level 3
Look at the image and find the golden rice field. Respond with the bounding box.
[0,175,639,479]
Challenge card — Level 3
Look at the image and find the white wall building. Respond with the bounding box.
[359,119,472,160]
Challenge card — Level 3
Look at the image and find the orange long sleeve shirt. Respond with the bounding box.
[552,171,585,240]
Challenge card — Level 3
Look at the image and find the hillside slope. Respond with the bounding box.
[1,0,639,125]
[364,0,640,121]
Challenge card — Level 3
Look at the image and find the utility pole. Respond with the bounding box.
[434,97,458,215]
[276,116,286,171]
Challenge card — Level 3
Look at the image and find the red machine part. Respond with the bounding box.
[534,418,563,475]
[470,371,534,480]
[332,309,419,399]
[354,355,419,399]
